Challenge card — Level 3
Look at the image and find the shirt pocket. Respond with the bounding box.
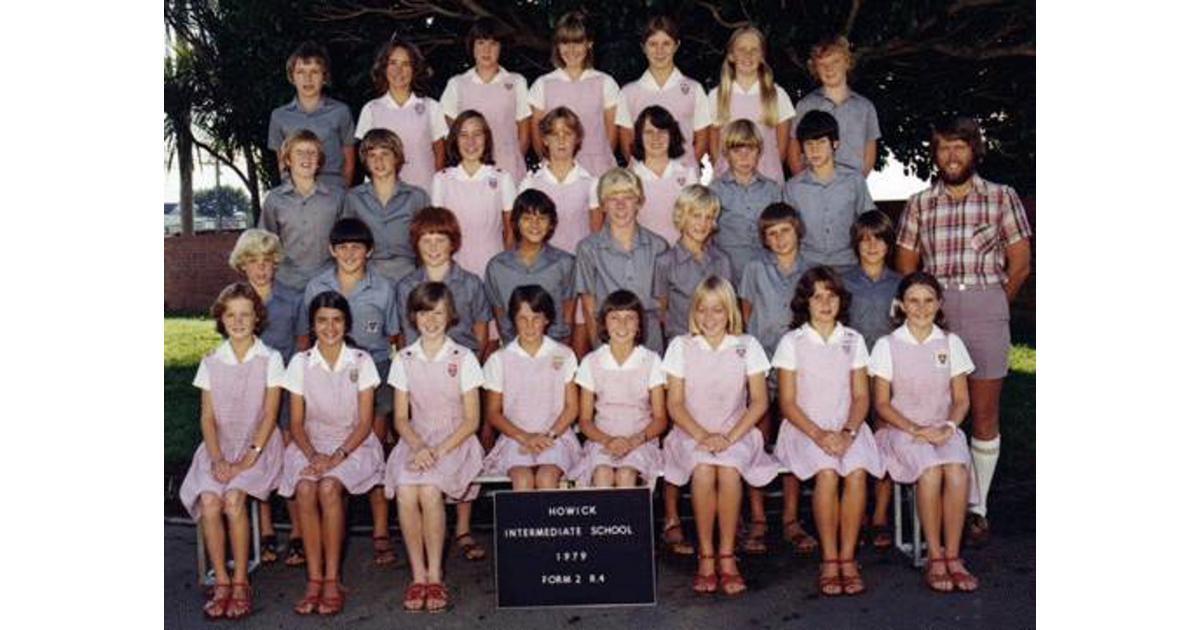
[970,223,1000,254]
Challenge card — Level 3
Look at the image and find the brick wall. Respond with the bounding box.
[164,231,242,312]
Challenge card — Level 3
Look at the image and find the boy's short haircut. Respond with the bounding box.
[796,110,840,143]
[507,284,557,327]
[511,188,559,242]
[405,281,460,330]
[671,184,720,231]
[688,276,743,335]
[598,289,645,345]
[632,105,685,161]
[931,115,986,160]
[849,210,896,261]
[329,217,375,251]
[721,119,763,153]
[806,35,854,79]
[371,39,430,96]
[790,265,851,328]
[891,271,947,328]
[286,41,332,84]
[446,110,496,166]
[597,167,645,204]
[641,14,679,43]
[229,228,284,272]
[357,128,406,170]
[212,282,269,338]
[551,11,593,69]
[409,206,463,256]
[466,16,506,55]
[757,202,806,247]
[538,106,585,154]
[281,129,326,172]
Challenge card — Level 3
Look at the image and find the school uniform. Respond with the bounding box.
[771,324,883,479]
[652,241,734,340]
[529,68,626,178]
[660,334,778,486]
[868,324,980,503]
[260,282,304,429]
[782,165,875,272]
[709,82,796,185]
[179,339,287,521]
[842,267,901,350]
[277,344,386,497]
[268,96,356,188]
[395,263,491,353]
[481,338,581,476]
[258,179,345,290]
[341,180,430,284]
[430,164,516,278]
[440,66,531,182]
[568,345,666,487]
[709,170,783,284]
[574,225,670,354]
[618,68,712,169]
[629,159,698,244]
[517,162,599,256]
[356,92,449,193]
[484,245,575,343]
[384,339,485,502]
[738,254,810,357]
[792,88,881,174]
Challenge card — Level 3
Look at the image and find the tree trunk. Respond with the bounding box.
[244,144,261,226]
[179,111,194,237]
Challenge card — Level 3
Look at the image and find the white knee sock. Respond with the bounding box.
[969,435,1001,517]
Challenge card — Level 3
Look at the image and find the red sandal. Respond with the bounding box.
[402,582,426,612]
[718,554,746,596]
[203,583,231,619]
[317,579,346,615]
[225,582,252,619]
[817,560,843,596]
[692,553,717,593]
[924,558,954,593]
[292,578,321,615]
[944,557,978,592]
[425,582,450,613]
[839,559,866,596]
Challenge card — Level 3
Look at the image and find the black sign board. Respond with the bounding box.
[493,487,656,608]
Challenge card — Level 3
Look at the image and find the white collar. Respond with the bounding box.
[631,159,683,182]
[535,162,591,185]
[690,333,740,352]
[468,65,512,85]
[595,344,649,370]
[637,68,683,92]
[211,338,273,365]
[399,337,462,362]
[383,91,420,109]
[505,336,564,360]
[306,342,360,372]
[797,322,848,346]
[893,323,947,345]
[550,67,602,83]
[732,80,762,96]
[448,163,498,182]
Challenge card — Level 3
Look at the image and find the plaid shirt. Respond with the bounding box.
[897,175,1032,287]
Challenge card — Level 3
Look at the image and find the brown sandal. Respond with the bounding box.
[782,520,818,554]
[373,535,398,567]
[455,532,487,561]
[316,579,346,615]
[203,582,231,619]
[717,554,746,596]
[839,559,865,596]
[924,558,954,593]
[944,557,978,592]
[692,553,717,594]
[817,560,843,596]
[225,582,252,619]
[739,519,768,554]
[292,579,322,615]
[661,521,696,556]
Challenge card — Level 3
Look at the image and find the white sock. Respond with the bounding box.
[969,435,1001,517]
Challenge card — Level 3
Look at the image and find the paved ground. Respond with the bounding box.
[164,482,1034,629]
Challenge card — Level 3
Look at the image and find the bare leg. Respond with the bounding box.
[661,481,694,555]
[222,490,250,584]
[812,470,839,561]
[838,470,867,594]
[716,467,746,594]
[916,466,952,592]
[942,463,978,591]
[691,465,718,563]
[615,467,639,488]
[509,466,535,491]
[419,485,447,584]
[294,481,323,583]
[535,465,563,489]
[591,465,615,488]
[316,477,346,605]
[199,493,230,584]
[781,474,801,532]
[397,487,427,584]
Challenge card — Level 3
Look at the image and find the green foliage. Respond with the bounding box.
[164,317,222,463]
[194,185,251,218]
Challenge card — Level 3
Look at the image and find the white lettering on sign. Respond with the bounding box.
[555,551,589,562]
[590,524,634,536]
[502,526,584,539]
[547,505,598,517]
[541,574,583,585]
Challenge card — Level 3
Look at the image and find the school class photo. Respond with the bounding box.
[164,2,1035,626]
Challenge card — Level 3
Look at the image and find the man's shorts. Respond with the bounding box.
[942,284,1010,380]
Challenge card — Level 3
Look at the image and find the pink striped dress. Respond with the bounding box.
[430,164,515,278]
[709,82,795,186]
[630,159,697,243]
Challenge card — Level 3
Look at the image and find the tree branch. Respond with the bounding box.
[842,0,862,36]
[192,137,252,191]
[696,0,751,29]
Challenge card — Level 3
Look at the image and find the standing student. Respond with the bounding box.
[279,291,386,616]
[842,210,903,548]
[574,168,670,354]
[570,290,667,488]
[519,106,601,260]
[440,17,531,183]
[227,230,306,567]
[179,283,285,620]
[708,26,795,186]
[529,11,624,178]
[869,272,979,593]
[356,38,448,193]
[268,42,356,188]
[710,120,783,284]
[299,218,401,569]
[783,111,875,274]
[786,36,881,177]
[259,130,345,291]
[484,189,576,347]
[342,128,430,284]
[430,110,516,279]
[772,267,881,596]
[385,282,486,613]
[618,15,711,168]
[629,106,698,243]
[481,286,582,489]
[662,277,776,596]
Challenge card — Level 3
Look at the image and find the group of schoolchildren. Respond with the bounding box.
[178,12,985,620]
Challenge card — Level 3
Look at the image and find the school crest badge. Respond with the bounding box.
[349,368,359,383]
[448,362,458,377]
[676,175,687,186]
[488,177,499,189]
[367,320,381,334]
[415,101,426,115]
[552,355,565,371]
[680,81,691,95]
[935,349,949,366]
[736,346,746,359]
[504,82,514,91]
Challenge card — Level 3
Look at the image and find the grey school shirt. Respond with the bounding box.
[395,263,492,353]
[484,246,575,343]
[842,266,901,350]
[653,241,734,340]
[268,96,356,188]
[710,170,783,285]
[738,254,810,356]
[261,281,304,363]
[793,88,881,173]
[782,164,875,271]
[575,225,670,354]
[300,266,401,364]
[341,180,430,284]
[258,179,345,290]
